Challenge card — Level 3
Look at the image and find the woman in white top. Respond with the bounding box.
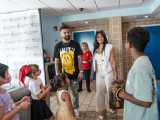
[90,30,118,120]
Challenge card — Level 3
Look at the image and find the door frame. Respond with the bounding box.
[72,30,108,41]
[72,30,96,40]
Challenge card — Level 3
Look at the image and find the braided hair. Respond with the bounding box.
[51,73,67,89]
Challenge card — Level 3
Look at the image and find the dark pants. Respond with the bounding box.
[79,69,90,90]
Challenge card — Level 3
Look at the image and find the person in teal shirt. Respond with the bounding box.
[118,27,159,120]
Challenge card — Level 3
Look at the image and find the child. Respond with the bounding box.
[53,73,80,120]
[19,64,55,120]
[118,27,159,120]
[0,63,30,120]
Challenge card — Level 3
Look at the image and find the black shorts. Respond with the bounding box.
[31,100,53,120]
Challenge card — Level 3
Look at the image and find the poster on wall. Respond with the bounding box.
[0,9,45,86]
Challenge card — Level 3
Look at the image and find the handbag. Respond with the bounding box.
[109,79,126,109]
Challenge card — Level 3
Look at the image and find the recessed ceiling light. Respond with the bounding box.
[62,8,67,11]
[144,16,148,18]
[84,0,88,1]
[85,22,88,24]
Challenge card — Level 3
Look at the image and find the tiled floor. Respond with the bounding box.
[50,80,124,120]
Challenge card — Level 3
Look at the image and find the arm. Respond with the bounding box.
[43,84,50,90]
[119,71,153,108]
[77,55,83,81]
[0,106,20,120]
[86,59,92,63]
[86,51,93,63]
[91,64,94,76]
[0,102,30,120]
[119,91,152,108]
[37,86,52,99]
[15,96,30,106]
[90,64,94,82]
[109,48,118,79]
[63,92,76,118]
[55,58,60,75]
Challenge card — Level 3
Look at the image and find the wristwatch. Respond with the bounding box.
[80,70,83,73]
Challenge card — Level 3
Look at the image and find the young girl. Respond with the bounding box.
[53,73,80,120]
[0,63,30,120]
[19,64,55,120]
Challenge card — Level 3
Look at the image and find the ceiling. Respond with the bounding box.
[0,0,156,18]
[63,12,160,27]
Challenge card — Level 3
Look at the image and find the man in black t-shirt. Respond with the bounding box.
[54,25,83,117]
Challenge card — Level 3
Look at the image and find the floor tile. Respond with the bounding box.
[49,80,123,120]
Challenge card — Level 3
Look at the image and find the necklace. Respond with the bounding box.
[62,40,70,46]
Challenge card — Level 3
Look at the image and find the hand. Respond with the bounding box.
[90,76,93,82]
[19,102,30,110]
[85,60,89,63]
[21,96,30,102]
[75,116,80,120]
[118,90,125,98]
[46,84,50,88]
[77,72,83,81]
[56,73,59,76]
[114,76,118,80]
[48,85,52,90]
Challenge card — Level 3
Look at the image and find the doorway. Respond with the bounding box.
[73,30,96,80]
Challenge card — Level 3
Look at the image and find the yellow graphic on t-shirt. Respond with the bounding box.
[60,50,75,74]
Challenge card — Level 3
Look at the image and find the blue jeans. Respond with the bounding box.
[66,79,79,109]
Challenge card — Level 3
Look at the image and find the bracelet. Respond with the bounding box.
[80,70,83,73]
[17,106,19,110]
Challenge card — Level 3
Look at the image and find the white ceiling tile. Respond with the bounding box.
[68,0,98,13]
[141,0,155,7]
[154,14,160,19]
[94,18,109,24]
[95,0,119,8]
[41,7,61,16]
[68,0,93,3]
[0,8,9,14]
[10,0,47,9]
[122,16,137,22]
[50,4,78,13]
[120,4,141,9]
[0,0,27,13]
[137,14,158,19]
[77,19,96,26]
[141,1,155,6]
[42,13,61,18]
[120,0,142,5]
[99,6,119,11]
[41,15,46,18]
[40,0,69,6]
[63,21,81,27]
[135,18,152,21]
[61,11,79,16]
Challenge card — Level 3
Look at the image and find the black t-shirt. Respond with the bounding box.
[54,40,82,80]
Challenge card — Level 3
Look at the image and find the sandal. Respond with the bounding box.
[107,109,118,115]
[98,115,104,120]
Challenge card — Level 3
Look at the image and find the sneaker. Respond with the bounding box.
[78,89,83,92]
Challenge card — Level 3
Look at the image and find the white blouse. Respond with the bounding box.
[94,53,103,65]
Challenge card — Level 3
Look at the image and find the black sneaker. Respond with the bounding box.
[78,89,83,92]
[87,88,91,92]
